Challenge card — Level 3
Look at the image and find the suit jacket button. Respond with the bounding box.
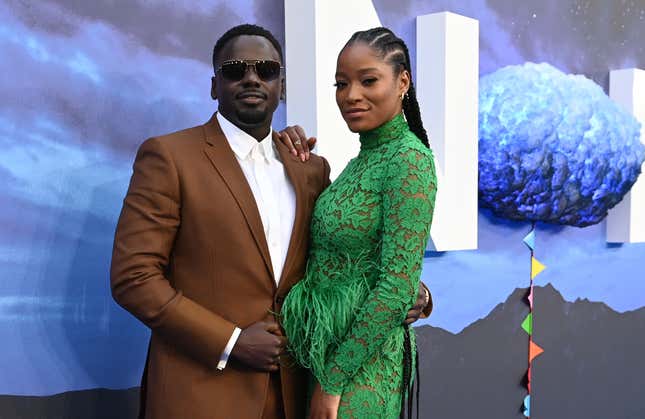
[276,295,284,304]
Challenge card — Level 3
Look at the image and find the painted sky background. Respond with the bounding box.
[1,0,644,395]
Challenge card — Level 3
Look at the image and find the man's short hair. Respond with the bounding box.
[212,24,284,72]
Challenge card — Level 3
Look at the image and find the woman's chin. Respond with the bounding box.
[345,119,374,133]
[346,125,360,133]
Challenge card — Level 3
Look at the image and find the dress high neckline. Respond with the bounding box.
[359,113,408,150]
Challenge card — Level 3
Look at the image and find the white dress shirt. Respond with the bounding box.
[215,112,296,370]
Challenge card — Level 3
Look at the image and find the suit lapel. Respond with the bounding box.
[202,113,275,282]
[273,133,308,290]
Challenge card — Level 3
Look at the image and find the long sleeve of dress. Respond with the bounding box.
[318,146,437,395]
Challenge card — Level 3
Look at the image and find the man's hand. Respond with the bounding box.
[230,319,286,372]
[404,283,430,325]
[277,125,316,162]
[308,381,341,419]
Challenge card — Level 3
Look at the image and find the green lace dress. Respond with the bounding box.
[281,114,437,418]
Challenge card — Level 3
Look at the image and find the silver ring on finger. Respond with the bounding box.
[293,139,302,145]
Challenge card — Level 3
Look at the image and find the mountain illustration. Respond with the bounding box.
[415,284,645,419]
[1,284,644,419]
[0,387,139,419]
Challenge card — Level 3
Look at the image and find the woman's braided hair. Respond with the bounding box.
[344,27,430,148]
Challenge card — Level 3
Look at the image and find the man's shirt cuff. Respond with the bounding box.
[216,327,242,370]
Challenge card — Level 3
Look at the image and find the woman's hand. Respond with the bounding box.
[276,125,316,162]
[308,382,341,419]
[404,282,431,325]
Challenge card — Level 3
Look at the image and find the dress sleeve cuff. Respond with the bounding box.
[318,363,346,396]
[319,380,344,396]
[216,327,241,370]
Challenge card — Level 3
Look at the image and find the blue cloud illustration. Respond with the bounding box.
[479,62,645,227]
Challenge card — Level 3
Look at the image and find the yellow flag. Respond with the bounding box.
[531,257,546,279]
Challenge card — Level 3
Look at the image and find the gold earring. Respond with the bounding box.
[401,92,405,100]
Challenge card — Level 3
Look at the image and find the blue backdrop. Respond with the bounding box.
[1,0,643,411]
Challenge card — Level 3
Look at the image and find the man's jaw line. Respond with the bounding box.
[218,107,272,142]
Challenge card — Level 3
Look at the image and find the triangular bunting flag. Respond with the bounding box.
[529,340,544,362]
[523,229,536,251]
[523,395,531,417]
[521,313,533,335]
[531,257,546,280]
[527,285,534,309]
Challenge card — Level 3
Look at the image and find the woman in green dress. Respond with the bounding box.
[281,27,437,419]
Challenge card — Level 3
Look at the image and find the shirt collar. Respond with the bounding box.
[217,112,275,163]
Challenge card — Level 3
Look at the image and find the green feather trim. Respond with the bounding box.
[281,251,378,383]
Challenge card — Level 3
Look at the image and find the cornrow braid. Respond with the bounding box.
[401,324,413,419]
[398,43,430,148]
[344,27,430,148]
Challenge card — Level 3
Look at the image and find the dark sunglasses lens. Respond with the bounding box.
[255,61,281,81]
[220,62,247,81]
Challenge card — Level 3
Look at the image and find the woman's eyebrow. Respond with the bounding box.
[357,67,380,74]
[335,67,381,78]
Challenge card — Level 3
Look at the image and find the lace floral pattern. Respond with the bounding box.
[282,114,437,418]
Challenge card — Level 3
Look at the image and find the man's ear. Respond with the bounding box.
[280,76,286,101]
[211,76,217,101]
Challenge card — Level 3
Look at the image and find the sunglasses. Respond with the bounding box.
[216,60,284,82]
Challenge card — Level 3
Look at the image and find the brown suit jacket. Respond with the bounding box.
[111,113,331,419]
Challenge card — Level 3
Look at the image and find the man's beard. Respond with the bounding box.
[236,107,267,125]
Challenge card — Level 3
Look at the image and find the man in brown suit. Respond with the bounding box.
[111,24,431,419]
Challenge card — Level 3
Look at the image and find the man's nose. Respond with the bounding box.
[241,65,261,85]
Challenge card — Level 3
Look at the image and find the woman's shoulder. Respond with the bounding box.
[387,133,435,163]
[381,134,437,184]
